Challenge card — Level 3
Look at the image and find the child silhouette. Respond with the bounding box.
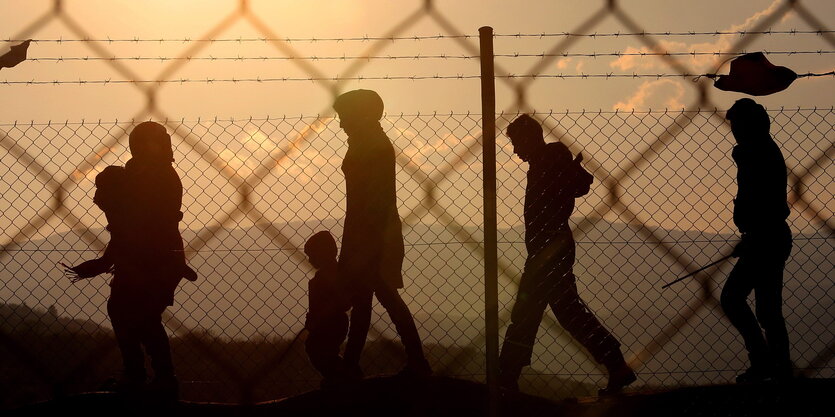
[303,231,353,388]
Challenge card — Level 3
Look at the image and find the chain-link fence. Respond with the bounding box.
[2,0,834,411]
[1,108,832,407]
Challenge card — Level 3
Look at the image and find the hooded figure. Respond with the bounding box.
[720,98,793,383]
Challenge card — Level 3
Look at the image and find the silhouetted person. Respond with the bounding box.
[67,122,193,399]
[499,115,635,395]
[720,98,793,383]
[334,89,431,377]
[304,231,351,388]
[66,166,128,283]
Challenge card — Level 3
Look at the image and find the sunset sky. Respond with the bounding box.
[0,3,832,399]
[0,0,832,120]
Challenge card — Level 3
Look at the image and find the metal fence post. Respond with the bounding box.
[479,25,499,417]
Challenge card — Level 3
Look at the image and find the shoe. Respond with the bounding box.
[99,373,145,394]
[735,366,774,384]
[599,364,636,396]
[773,360,794,382]
[498,368,520,392]
[346,364,365,381]
[499,377,519,393]
[148,374,179,402]
[320,377,347,391]
[397,358,432,378]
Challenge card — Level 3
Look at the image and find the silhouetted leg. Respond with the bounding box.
[721,258,770,370]
[107,296,145,382]
[140,305,174,379]
[546,256,622,364]
[374,285,428,367]
[305,315,349,381]
[499,268,549,387]
[306,333,342,378]
[344,288,373,368]
[548,270,634,394]
[132,301,177,400]
[549,274,623,365]
[754,259,791,376]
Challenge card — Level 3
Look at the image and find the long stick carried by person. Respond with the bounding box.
[661,255,733,289]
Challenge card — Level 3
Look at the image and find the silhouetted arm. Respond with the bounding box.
[63,244,115,283]
[359,144,398,255]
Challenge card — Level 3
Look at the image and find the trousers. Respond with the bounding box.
[500,235,623,375]
[107,289,173,380]
[343,284,426,367]
[305,314,349,378]
[720,224,792,370]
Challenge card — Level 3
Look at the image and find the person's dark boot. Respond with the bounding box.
[345,363,364,381]
[321,376,348,391]
[498,367,521,392]
[599,361,637,396]
[397,357,432,378]
[737,352,776,384]
[735,365,774,383]
[773,360,794,382]
[100,370,145,394]
[148,374,179,403]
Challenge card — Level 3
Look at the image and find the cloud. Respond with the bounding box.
[613,79,686,111]
[610,40,689,71]
[609,0,787,73]
[610,0,788,110]
[556,58,573,70]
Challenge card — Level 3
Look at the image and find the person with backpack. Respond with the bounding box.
[498,114,635,395]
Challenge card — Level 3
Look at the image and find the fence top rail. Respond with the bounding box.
[0,107,830,127]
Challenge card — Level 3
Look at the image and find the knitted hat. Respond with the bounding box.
[128,121,174,162]
[333,89,384,121]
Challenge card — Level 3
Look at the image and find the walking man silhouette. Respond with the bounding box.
[334,89,431,377]
[720,98,793,383]
[499,115,635,395]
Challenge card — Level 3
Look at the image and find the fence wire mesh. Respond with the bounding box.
[0,108,832,406]
[1,0,834,410]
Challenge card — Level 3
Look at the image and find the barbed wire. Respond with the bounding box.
[19,50,835,63]
[498,50,835,58]
[1,0,834,407]
[4,29,832,44]
[3,70,831,85]
[493,29,835,38]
